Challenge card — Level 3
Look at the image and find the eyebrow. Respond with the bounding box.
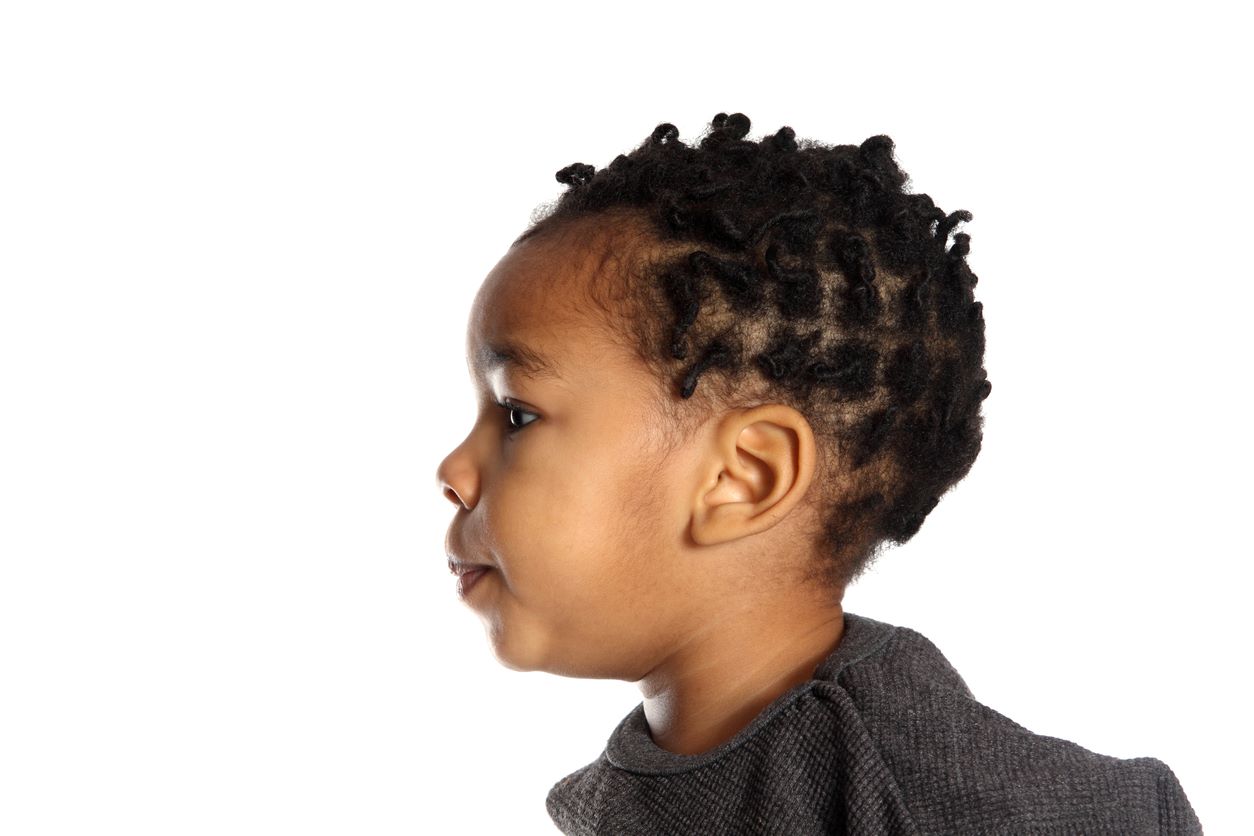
[473,338,564,382]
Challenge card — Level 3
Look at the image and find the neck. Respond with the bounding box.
[638,603,845,756]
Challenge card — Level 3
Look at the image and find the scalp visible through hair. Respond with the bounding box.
[513,113,991,594]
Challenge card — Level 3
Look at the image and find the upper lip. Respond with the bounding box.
[446,526,493,576]
[447,554,492,577]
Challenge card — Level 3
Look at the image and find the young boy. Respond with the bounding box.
[436,113,1203,834]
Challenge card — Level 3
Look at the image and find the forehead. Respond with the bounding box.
[466,229,626,383]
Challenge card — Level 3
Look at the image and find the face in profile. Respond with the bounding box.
[436,226,709,679]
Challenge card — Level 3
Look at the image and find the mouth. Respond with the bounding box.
[448,557,493,577]
[455,565,492,599]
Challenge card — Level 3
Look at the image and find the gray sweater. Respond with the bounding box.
[546,611,1202,834]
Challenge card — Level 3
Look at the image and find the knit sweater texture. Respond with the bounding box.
[545,611,1202,835]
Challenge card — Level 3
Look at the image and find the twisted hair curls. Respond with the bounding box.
[514,112,990,593]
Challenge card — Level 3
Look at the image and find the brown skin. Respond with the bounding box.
[436,223,847,756]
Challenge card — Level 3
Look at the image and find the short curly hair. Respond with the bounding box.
[513,112,990,594]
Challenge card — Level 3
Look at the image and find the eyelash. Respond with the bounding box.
[495,400,537,436]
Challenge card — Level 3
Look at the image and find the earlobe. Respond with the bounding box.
[689,405,816,546]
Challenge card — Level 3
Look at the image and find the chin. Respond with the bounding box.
[484,619,546,673]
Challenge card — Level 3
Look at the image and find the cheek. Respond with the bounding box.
[483,458,613,577]
[489,417,674,587]
[600,457,680,584]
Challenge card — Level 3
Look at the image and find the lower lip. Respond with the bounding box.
[457,567,491,599]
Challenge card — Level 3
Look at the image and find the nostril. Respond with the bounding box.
[444,486,462,506]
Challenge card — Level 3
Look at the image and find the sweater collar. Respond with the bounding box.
[604,611,900,775]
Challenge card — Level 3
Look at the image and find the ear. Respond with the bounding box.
[689,404,817,546]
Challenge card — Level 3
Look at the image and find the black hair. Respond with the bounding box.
[514,112,990,593]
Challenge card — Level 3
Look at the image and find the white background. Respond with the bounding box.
[2,1,1248,833]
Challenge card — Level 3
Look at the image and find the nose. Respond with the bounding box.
[436,443,474,510]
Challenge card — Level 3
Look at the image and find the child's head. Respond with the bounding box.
[439,112,988,676]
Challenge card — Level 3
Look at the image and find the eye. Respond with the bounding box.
[496,399,538,436]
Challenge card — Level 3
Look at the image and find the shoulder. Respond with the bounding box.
[817,622,1203,834]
